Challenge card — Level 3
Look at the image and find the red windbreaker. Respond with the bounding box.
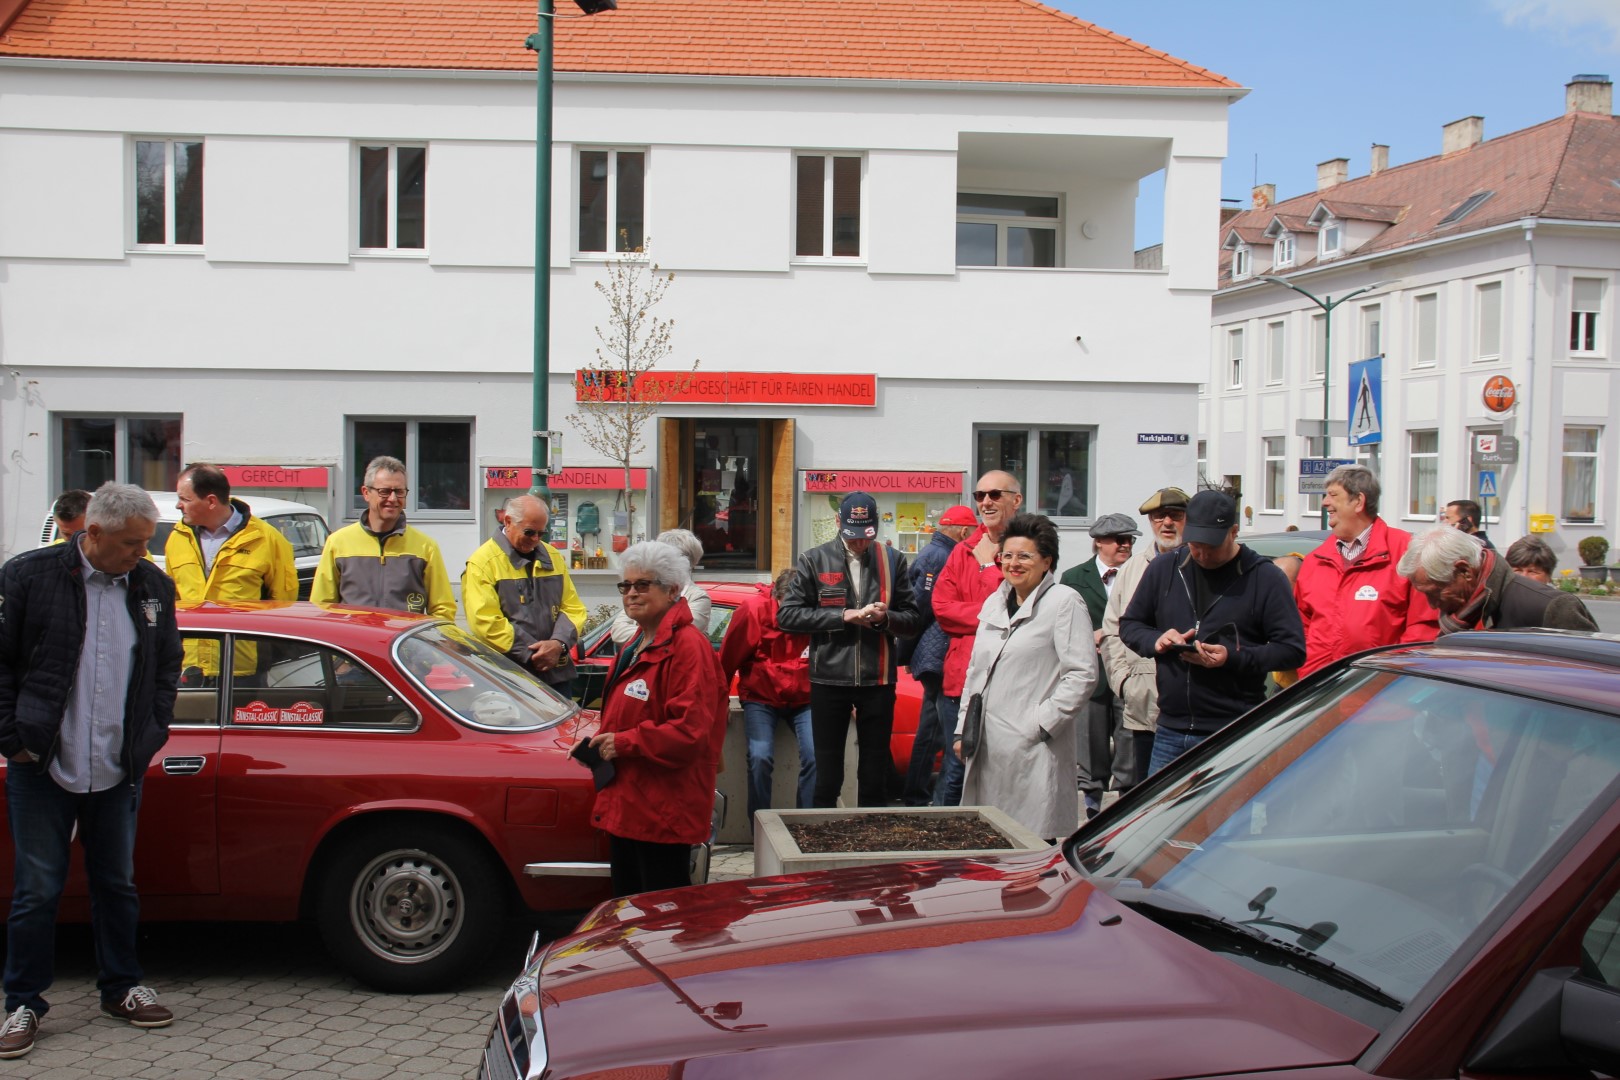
[931,526,1008,697]
[718,583,811,709]
[591,598,729,846]
[1295,518,1439,678]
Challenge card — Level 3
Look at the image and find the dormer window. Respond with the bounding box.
[1274,233,1295,269]
[1319,220,1342,258]
[1232,244,1252,280]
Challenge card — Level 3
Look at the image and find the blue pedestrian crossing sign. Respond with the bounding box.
[1348,357,1383,446]
[1478,471,1498,499]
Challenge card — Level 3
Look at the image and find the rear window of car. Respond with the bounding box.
[395,623,578,732]
[268,513,329,559]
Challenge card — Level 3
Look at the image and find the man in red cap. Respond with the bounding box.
[898,505,978,805]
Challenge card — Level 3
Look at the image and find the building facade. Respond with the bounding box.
[1206,76,1620,569]
[0,0,1241,602]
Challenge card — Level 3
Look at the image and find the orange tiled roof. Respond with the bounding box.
[0,0,1236,87]
[1218,112,1620,286]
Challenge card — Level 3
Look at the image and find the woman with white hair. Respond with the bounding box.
[587,542,728,896]
[610,529,711,644]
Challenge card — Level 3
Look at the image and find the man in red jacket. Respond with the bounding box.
[720,569,814,822]
[1295,464,1438,679]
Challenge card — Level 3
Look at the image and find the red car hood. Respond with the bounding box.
[527,850,1378,1079]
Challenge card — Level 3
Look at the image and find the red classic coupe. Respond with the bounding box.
[0,603,618,992]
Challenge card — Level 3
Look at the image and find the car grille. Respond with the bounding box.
[480,1023,519,1080]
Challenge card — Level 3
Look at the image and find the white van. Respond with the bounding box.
[40,493,330,599]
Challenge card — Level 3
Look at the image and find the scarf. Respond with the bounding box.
[1438,549,1496,634]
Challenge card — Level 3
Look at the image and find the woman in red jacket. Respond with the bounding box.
[588,542,728,897]
[719,569,814,822]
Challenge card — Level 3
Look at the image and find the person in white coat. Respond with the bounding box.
[955,513,1097,839]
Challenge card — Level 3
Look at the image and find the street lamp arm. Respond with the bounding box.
[1259,275,1325,310]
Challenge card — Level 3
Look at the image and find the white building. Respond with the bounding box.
[1206,76,1620,570]
[0,0,1241,601]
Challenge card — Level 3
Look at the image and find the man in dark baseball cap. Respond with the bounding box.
[838,492,879,540]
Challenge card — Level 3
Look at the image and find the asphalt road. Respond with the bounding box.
[1586,597,1620,634]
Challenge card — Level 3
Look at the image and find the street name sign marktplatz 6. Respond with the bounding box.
[1298,457,1356,495]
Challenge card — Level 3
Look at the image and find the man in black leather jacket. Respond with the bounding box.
[777,493,922,808]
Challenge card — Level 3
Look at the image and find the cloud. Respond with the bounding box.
[1491,0,1620,51]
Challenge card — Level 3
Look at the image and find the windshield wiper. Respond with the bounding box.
[1116,890,1404,1011]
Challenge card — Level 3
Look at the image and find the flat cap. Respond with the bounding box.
[1138,487,1191,514]
[1089,513,1141,538]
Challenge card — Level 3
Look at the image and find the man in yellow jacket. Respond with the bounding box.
[311,455,456,620]
[463,494,586,695]
[166,464,298,677]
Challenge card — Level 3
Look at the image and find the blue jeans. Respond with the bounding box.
[931,694,964,807]
[742,701,815,821]
[5,764,144,1015]
[901,673,945,805]
[1148,727,1210,777]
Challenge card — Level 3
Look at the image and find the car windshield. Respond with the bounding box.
[270,513,330,559]
[1073,666,1620,1019]
[394,623,579,731]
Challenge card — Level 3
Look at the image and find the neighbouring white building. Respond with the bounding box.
[0,0,1242,601]
[1206,75,1620,570]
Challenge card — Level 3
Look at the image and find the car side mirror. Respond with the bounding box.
[1468,966,1620,1074]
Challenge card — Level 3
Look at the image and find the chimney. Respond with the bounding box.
[1317,157,1348,191]
[1252,183,1275,211]
[1442,116,1484,156]
[1369,144,1389,176]
[1567,74,1613,116]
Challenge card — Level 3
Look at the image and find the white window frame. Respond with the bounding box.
[355,143,427,253]
[1360,303,1383,358]
[576,147,647,256]
[956,189,1063,268]
[1197,440,1209,489]
[1232,244,1252,281]
[1274,233,1296,269]
[1413,293,1439,368]
[971,424,1094,522]
[1262,437,1286,513]
[1310,313,1327,380]
[1475,280,1503,362]
[1265,321,1285,385]
[347,417,475,522]
[1318,218,1343,259]
[793,152,866,262]
[1571,277,1606,356]
[1407,430,1439,520]
[56,413,184,493]
[1562,426,1601,525]
[131,137,204,249]
[1226,327,1245,389]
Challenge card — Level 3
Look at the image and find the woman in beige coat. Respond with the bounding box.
[956,514,1097,839]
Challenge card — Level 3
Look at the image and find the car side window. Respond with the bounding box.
[706,606,734,650]
[228,635,415,730]
[1583,889,1620,986]
[175,633,224,725]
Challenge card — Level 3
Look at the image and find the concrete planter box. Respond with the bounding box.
[753,805,1049,877]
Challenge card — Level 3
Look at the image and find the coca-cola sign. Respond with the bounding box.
[1482,375,1517,413]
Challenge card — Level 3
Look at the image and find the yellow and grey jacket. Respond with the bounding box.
[166,499,297,675]
[310,513,456,620]
[462,533,587,686]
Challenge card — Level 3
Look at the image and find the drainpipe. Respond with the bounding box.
[1522,220,1536,539]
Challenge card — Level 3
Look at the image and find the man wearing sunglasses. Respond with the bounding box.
[463,494,587,695]
[311,456,456,620]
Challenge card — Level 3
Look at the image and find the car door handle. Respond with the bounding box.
[162,756,207,776]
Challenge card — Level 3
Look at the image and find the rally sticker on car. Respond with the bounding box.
[623,679,650,701]
[233,700,326,725]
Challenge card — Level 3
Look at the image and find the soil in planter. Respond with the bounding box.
[787,812,1013,853]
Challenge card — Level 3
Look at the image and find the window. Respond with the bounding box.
[974,426,1091,518]
[1265,321,1285,384]
[134,139,203,247]
[58,415,181,493]
[1232,244,1252,280]
[956,192,1059,268]
[578,148,645,254]
[1360,304,1382,358]
[1413,293,1438,367]
[1562,427,1600,524]
[795,153,862,259]
[1310,313,1327,379]
[1196,440,1208,488]
[1262,437,1285,512]
[1467,427,1503,522]
[349,419,473,516]
[1274,233,1295,269]
[1408,430,1438,518]
[1572,277,1605,354]
[357,145,426,251]
[229,637,416,730]
[1438,190,1493,226]
[1226,328,1245,388]
[1476,281,1503,360]
[175,635,223,724]
[1319,220,1342,258]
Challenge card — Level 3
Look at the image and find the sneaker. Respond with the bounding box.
[0,1006,38,1058]
[101,986,173,1028]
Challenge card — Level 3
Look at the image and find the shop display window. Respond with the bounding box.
[482,466,650,572]
[798,471,967,554]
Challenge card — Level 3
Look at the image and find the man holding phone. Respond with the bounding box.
[1119,490,1305,775]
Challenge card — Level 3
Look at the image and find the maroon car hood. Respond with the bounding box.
[531,850,1379,1079]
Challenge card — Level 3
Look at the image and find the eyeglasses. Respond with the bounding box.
[972,489,1017,503]
[516,528,544,539]
[1148,509,1187,521]
[367,487,408,501]
[615,578,661,594]
[998,551,1043,565]
[1100,535,1136,544]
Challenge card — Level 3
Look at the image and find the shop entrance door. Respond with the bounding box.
[659,419,794,573]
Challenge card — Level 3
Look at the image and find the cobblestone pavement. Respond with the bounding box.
[10,849,757,1079]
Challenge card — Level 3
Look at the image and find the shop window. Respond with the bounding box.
[1563,426,1600,524]
[1408,430,1438,518]
[134,138,203,247]
[1262,437,1285,512]
[1476,281,1503,361]
[349,418,472,517]
[974,426,1091,520]
[800,472,967,553]
[357,144,426,251]
[228,636,415,730]
[692,421,760,568]
[1413,293,1438,368]
[956,192,1059,268]
[795,152,863,259]
[1265,321,1284,384]
[1226,327,1245,389]
[578,148,645,253]
[58,414,182,494]
[1572,278,1605,355]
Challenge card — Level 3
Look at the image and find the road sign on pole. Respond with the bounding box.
[1298,458,1356,495]
[1478,471,1498,499]
[1347,357,1383,446]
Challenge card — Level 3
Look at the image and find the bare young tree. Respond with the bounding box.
[567,237,697,541]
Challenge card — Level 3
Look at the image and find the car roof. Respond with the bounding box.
[1241,530,1331,558]
[1354,631,1620,718]
[177,600,435,640]
[146,491,324,523]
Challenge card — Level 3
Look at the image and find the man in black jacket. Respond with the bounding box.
[778,492,923,808]
[0,484,183,1058]
[1120,490,1305,777]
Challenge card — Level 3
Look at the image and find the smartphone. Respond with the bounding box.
[1165,641,1200,654]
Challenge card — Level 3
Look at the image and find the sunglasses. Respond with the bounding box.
[615,579,661,594]
[516,528,544,539]
[972,489,1016,503]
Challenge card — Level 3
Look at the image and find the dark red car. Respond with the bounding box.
[0,603,616,992]
[483,631,1620,1078]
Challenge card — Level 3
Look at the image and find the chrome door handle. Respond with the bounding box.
[162,756,206,775]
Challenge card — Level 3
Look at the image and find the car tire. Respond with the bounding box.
[316,821,507,992]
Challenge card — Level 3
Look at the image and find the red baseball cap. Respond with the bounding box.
[938,505,977,526]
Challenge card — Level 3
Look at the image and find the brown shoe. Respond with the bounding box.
[101,986,173,1028]
[0,1006,38,1058]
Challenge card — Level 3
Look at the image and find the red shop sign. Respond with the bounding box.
[485,467,649,490]
[802,470,965,494]
[221,466,330,488]
[575,370,876,407]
